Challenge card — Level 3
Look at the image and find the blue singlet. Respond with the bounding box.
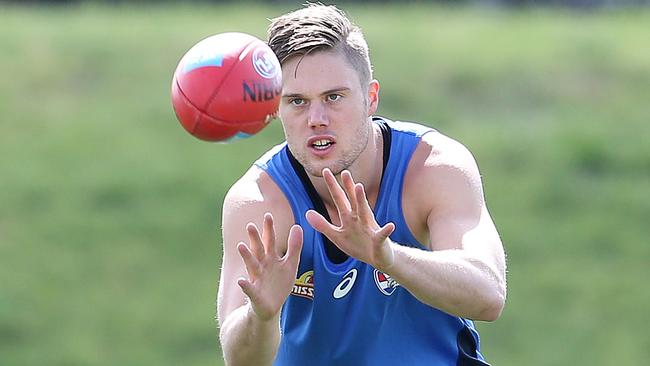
[255,117,489,366]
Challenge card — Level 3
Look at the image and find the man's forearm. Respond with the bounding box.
[219,302,281,366]
[380,242,506,321]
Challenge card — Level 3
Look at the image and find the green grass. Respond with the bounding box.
[1,3,649,365]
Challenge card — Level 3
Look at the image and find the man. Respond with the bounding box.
[217,4,506,365]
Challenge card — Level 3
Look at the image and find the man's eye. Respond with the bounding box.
[327,94,341,102]
[290,98,305,106]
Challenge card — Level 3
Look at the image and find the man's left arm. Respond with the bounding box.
[383,207,506,321]
[381,137,506,321]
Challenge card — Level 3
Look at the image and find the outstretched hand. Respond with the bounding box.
[237,213,303,321]
[306,168,395,271]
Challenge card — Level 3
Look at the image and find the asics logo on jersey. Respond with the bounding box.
[333,269,358,299]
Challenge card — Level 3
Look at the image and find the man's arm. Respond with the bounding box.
[381,209,506,321]
[398,133,506,320]
[306,134,506,321]
[217,169,302,365]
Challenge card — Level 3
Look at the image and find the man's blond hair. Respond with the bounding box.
[267,4,373,89]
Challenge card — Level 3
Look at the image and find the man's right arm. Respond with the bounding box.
[217,169,301,366]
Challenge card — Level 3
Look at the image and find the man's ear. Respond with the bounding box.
[367,80,380,116]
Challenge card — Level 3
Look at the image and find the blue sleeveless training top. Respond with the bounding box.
[255,118,489,365]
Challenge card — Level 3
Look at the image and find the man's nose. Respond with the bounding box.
[307,101,329,128]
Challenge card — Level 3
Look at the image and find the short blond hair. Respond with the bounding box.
[267,4,373,89]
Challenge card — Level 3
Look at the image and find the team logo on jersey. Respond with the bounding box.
[333,269,358,299]
[374,269,399,296]
[291,270,314,300]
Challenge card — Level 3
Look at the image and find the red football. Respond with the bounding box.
[171,32,282,142]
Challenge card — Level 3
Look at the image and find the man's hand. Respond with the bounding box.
[306,168,395,271]
[237,213,303,321]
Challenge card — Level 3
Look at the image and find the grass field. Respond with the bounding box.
[1,2,649,365]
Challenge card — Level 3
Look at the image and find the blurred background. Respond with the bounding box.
[1,0,649,365]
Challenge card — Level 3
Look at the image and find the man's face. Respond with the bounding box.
[279,50,378,177]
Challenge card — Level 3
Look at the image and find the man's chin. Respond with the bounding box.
[304,163,343,178]
[304,165,326,177]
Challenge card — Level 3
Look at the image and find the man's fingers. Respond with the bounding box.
[377,222,395,241]
[305,209,339,240]
[355,183,374,223]
[341,170,358,215]
[246,222,265,258]
[262,212,278,257]
[237,277,258,304]
[237,242,261,278]
[322,168,351,214]
[284,225,304,268]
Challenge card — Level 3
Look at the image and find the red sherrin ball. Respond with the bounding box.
[171,32,282,142]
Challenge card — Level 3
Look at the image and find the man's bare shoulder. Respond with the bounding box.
[418,131,480,174]
[222,165,294,249]
[223,165,291,217]
[406,131,485,212]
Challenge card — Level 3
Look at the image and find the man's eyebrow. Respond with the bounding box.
[282,87,351,99]
[321,87,351,96]
[282,92,303,99]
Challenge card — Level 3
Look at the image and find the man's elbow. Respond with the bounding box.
[476,283,506,322]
